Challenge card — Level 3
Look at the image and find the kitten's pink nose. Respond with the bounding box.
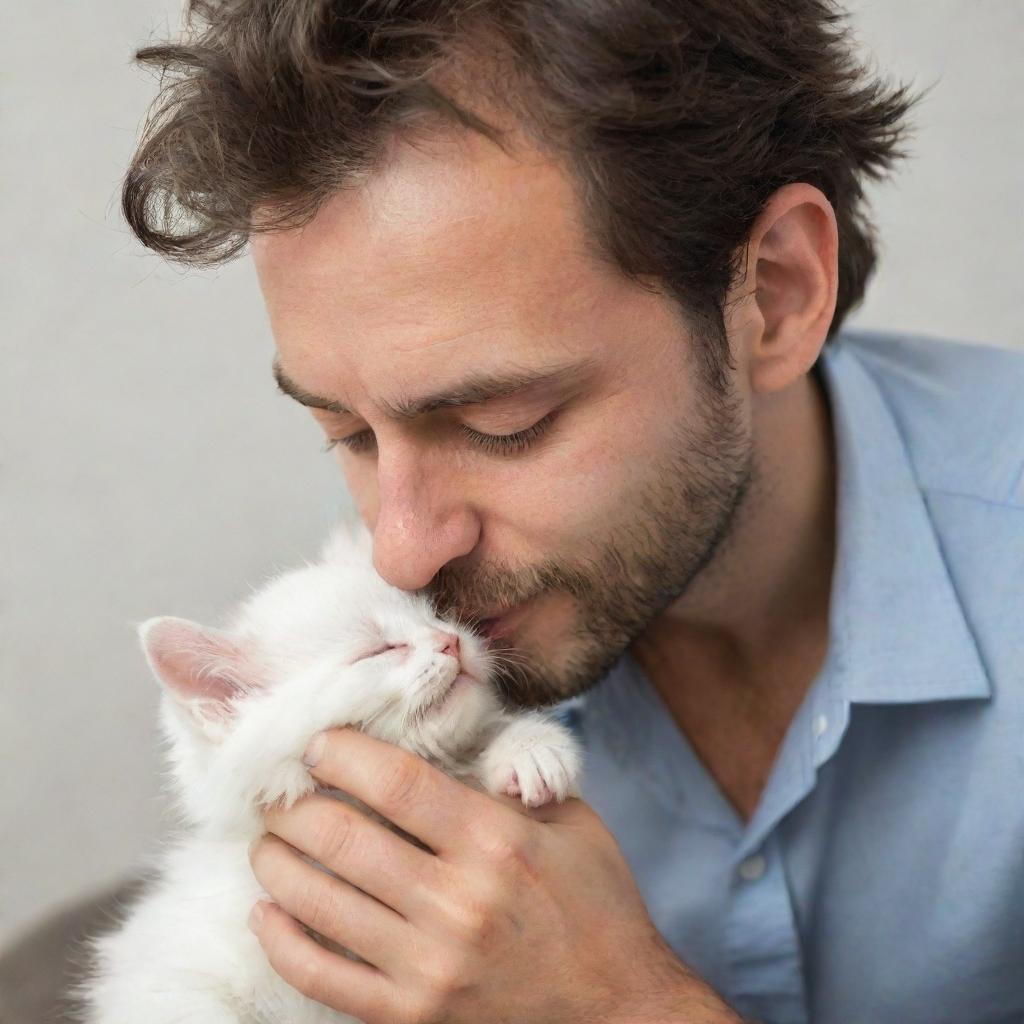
[436,631,460,659]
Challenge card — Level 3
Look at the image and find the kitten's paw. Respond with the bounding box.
[479,713,582,808]
[212,750,319,837]
[250,756,317,813]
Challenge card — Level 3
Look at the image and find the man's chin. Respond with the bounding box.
[484,628,572,709]
[487,621,628,710]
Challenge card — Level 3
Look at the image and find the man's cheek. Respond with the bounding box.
[526,592,578,646]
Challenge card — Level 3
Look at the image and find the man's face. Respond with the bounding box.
[252,127,753,708]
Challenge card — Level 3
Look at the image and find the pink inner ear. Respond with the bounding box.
[139,617,259,714]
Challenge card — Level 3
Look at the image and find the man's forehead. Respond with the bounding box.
[248,125,612,349]
[252,128,676,415]
[251,127,579,269]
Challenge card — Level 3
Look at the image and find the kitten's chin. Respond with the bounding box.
[418,675,501,742]
[445,672,478,703]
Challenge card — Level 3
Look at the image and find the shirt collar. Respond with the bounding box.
[815,335,991,704]
[557,331,992,756]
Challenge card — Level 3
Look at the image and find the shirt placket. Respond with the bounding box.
[721,654,851,1024]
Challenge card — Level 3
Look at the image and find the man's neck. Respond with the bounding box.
[629,366,837,822]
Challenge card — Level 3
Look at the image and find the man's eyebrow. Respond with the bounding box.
[272,357,597,421]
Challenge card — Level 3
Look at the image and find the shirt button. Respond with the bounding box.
[738,854,766,881]
[813,713,829,739]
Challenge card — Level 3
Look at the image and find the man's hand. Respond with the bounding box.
[247,726,742,1024]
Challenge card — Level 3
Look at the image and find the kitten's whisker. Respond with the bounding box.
[101,527,585,1018]
[492,649,533,667]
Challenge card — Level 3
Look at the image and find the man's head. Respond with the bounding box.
[124,0,918,706]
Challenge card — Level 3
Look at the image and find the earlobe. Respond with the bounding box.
[744,184,839,395]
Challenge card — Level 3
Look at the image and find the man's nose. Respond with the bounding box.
[371,461,479,591]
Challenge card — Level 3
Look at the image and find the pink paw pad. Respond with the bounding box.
[530,783,554,807]
[503,770,521,797]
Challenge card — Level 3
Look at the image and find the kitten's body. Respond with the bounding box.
[76,522,582,1023]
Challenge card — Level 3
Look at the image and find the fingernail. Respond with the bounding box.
[248,901,267,933]
[303,732,326,767]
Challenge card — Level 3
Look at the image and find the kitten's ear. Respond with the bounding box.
[138,616,263,739]
[320,511,374,566]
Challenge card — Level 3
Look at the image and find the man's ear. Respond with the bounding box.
[725,181,839,395]
[139,616,264,740]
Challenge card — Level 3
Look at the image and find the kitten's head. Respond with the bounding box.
[139,518,502,830]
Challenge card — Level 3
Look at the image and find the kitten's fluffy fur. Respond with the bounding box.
[76,520,582,1023]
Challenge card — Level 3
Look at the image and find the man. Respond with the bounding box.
[92,1,1024,1022]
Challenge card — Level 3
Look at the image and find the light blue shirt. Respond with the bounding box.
[551,329,1024,1024]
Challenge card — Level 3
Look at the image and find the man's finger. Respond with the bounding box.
[262,792,446,921]
[249,832,410,974]
[248,899,395,1019]
[302,727,507,858]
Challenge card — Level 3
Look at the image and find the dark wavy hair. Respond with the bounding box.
[123,0,923,368]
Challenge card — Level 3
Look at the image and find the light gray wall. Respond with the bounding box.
[1,1,344,949]
[2,0,1021,950]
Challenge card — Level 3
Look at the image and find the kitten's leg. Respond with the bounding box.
[224,659,390,819]
[476,710,583,808]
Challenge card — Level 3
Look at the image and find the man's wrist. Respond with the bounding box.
[605,946,747,1023]
[608,1008,744,1024]
[607,983,746,1023]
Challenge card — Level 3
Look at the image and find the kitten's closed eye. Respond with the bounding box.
[354,642,410,662]
[86,523,551,1024]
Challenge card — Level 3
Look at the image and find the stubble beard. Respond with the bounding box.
[429,365,754,710]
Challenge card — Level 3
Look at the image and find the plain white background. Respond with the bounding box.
[2,0,1022,950]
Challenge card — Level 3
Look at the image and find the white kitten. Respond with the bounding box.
[75,518,582,1024]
